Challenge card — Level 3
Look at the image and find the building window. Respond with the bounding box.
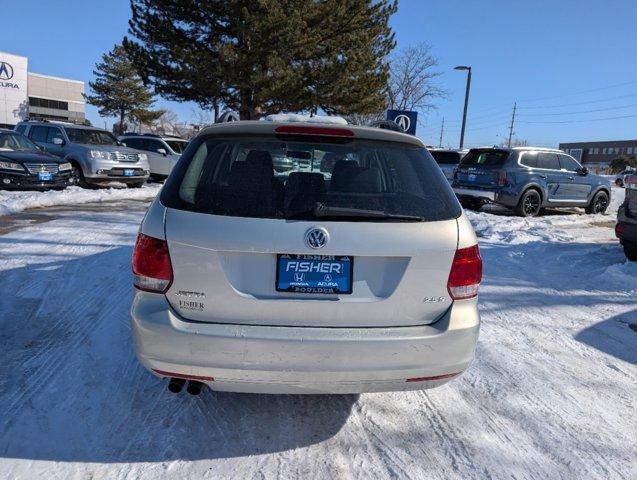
[28,112,70,122]
[28,97,69,111]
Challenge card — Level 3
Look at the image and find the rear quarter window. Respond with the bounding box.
[430,151,460,165]
[161,135,462,222]
[460,150,510,167]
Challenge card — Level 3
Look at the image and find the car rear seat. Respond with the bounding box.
[284,172,326,215]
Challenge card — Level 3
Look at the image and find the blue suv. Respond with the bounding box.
[452,147,611,217]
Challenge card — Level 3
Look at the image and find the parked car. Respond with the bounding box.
[15,120,150,188]
[615,174,637,261]
[614,168,635,187]
[452,146,611,217]
[131,118,482,395]
[119,133,189,180]
[429,148,468,183]
[0,129,72,190]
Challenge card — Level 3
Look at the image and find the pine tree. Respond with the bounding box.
[125,0,397,119]
[86,44,160,134]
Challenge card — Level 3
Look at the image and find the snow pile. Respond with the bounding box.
[467,187,625,245]
[264,113,348,125]
[0,184,162,216]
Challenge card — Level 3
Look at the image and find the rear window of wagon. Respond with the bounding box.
[161,135,462,222]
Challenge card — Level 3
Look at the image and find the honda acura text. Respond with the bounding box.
[130,118,482,395]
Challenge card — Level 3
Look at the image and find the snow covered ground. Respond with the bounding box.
[0,188,634,479]
[0,184,162,216]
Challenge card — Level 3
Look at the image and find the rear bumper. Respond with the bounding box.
[131,292,480,394]
[453,187,496,201]
[617,208,637,244]
[453,186,520,207]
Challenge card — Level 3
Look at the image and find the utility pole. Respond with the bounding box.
[454,66,472,149]
[507,102,517,147]
[438,118,444,148]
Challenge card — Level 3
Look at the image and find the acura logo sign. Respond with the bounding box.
[305,227,329,249]
[394,114,411,132]
[0,62,14,80]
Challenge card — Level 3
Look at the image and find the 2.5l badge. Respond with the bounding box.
[422,296,446,303]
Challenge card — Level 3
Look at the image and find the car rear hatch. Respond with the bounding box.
[455,148,510,188]
[430,150,461,181]
[159,126,464,328]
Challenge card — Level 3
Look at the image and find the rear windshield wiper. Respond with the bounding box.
[310,202,425,221]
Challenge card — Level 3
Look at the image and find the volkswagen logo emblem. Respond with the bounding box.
[0,62,14,81]
[305,227,329,249]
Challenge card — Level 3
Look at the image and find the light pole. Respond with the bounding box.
[454,65,472,149]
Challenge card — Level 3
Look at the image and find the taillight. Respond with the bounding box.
[447,245,482,300]
[615,223,625,239]
[132,233,173,293]
[497,170,507,186]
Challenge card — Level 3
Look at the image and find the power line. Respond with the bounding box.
[517,93,637,110]
[517,113,637,124]
[517,103,637,117]
[518,79,637,103]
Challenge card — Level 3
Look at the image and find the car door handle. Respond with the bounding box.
[567,176,574,180]
[539,174,547,179]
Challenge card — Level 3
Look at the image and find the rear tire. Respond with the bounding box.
[624,242,637,261]
[585,190,609,214]
[515,189,542,217]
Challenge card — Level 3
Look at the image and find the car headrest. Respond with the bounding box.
[330,160,361,191]
[245,150,274,176]
[347,167,382,193]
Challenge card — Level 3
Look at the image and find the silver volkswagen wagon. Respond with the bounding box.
[130,119,482,395]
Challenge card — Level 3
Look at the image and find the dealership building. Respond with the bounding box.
[0,51,85,129]
[559,139,637,171]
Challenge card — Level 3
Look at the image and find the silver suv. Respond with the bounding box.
[15,120,150,188]
[119,133,188,180]
[130,119,482,395]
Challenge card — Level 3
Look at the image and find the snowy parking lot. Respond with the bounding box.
[0,187,634,479]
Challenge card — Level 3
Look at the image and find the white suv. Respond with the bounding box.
[130,119,482,395]
[119,134,189,179]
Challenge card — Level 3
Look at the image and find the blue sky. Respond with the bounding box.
[2,0,636,147]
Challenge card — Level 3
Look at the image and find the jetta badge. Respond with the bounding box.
[305,227,329,249]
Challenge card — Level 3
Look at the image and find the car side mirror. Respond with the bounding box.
[52,137,65,146]
[157,148,167,156]
[578,166,588,175]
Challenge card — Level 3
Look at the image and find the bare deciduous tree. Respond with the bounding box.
[386,43,445,112]
[346,43,445,126]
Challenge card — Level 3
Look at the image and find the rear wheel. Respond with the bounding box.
[515,189,542,217]
[624,241,637,261]
[585,190,609,214]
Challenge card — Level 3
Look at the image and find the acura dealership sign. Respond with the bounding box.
[0,62,15,81]
[0,52,28,125]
